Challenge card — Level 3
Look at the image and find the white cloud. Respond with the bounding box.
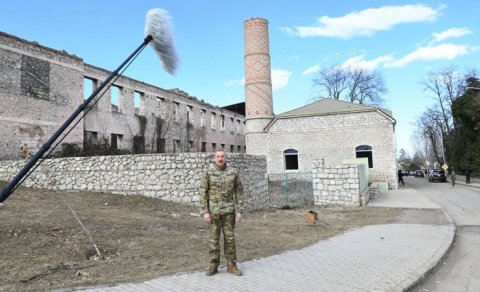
[223,78,244,87]
[302,64,321,75]
[387,43,472,67]
[281,4,442,39]
[432,27,472,42]
[342,54,394,71]
[272,69,292,91]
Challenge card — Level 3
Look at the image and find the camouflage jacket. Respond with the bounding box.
[199,164,244,215]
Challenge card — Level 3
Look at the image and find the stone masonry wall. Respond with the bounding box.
[0,153,268,212]
[312,159,370,206]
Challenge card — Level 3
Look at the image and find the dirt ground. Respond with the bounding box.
[0,181,449,292]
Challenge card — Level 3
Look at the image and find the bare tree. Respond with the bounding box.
[313,65,386,106]
[347,68,386,105]
[415,108,443,166]
[421,66,478,133]
[422,71,452,133]
[313,65,349,100]
[397,148,410,169]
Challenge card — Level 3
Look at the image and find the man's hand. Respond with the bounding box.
[235,212,242,223]
[203,212,211,223]
[0,202,5,211]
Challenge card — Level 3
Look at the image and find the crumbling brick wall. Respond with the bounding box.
[0,32,84,160]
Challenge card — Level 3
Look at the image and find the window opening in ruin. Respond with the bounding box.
[211,113,216,129]
[174,139,180,153]
[212,143,217,151]
[230,145,234,152]
[83,78,94,100]
[284,148,299,171]
[355,145,373,168]
[85,131,98,142]
[173,102,180,123]
[220,115,225,131]
[111,85,121,112]
[21,55,50,100]
[230,117,234,133]
[157,138,166,153]
[84,77,98,110]
[221,144,225,150]
[187,105,193,121]
[201,142,206,152]
[134,91,143,115]
[111,134,123,149]
[200,109,206,127]
[156,96,165,118]
[188,141,194,151]
[237,145,241,153]
[236,120,241,134]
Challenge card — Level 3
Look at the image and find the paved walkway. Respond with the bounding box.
[69,189,456,292]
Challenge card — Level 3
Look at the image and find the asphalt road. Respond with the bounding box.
[407,176,480,292]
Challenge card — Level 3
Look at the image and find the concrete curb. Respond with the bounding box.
[455,181,480,189]
[404,208,457,291]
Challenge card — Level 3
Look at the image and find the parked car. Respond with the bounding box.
[414,170,424,178]
[428,169,446,182]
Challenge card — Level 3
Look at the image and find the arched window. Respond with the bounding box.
[355,145,373,168]
[284,149,299,170]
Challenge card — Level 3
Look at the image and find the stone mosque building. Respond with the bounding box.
[243,18,397,188]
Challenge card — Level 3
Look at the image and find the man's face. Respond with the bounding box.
[214,151,226,167]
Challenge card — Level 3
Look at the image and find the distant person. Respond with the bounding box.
[398,170,404,187]
[20,144,32,161]
[450,169,456,187]
[465,171,471,184]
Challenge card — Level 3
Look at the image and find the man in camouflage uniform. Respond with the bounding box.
[199,149,244,276]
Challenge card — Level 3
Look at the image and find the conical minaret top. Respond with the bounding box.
[244,17,274,135]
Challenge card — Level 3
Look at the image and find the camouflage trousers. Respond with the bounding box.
[208,213,237,265]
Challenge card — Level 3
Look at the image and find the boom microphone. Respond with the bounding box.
[0,8,179,203]
[145,8,179,75]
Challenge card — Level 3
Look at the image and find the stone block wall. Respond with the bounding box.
[312,159,370,206]
[0,153,268,212]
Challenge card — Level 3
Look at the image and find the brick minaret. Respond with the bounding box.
[244,17,274,154]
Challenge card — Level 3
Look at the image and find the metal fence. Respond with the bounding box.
[267,172,314,208]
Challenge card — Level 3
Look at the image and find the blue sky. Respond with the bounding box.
[1,0,478,156]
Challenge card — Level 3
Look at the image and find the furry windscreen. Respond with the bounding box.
[145,8,179,75]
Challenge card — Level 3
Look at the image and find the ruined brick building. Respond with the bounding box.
[0,31,245,160]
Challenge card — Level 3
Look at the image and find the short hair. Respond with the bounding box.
[214,149,226,154]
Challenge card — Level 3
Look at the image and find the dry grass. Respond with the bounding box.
[0,181,448,291]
